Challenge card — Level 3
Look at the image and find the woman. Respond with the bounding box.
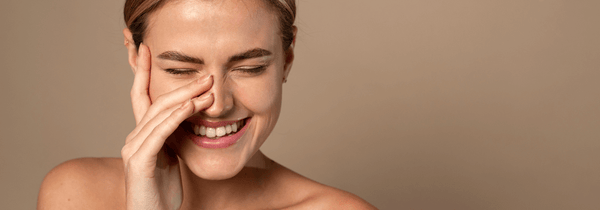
[38,0,376,209]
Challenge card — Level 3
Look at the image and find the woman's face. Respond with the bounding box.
[142,0,292,179]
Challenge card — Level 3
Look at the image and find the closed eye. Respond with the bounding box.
[235,65,267,74]
[164,68,198,75]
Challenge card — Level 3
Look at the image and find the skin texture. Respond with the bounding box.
[37,0,377,209]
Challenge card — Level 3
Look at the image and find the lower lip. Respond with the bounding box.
[185,118,251,149]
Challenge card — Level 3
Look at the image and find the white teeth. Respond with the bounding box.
[226,125,232,134]
[216,126,226,137]
[199,125,206,136]
[194,120,244,138]
[206,127,216,138]
[194,125,201,135]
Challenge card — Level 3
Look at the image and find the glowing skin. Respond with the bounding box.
[144,0,290,180]
[36,1,376,209]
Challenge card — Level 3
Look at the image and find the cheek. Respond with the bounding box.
[235,75,282,115]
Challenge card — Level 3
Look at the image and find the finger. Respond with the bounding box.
[126,92,214,149]
[138,74,213,127]
[123,103,183,164]
[125,103,180,146]
[127,75,212,145]
[130,44,152,124]
[190,92,215,113]
[134,100,195,159]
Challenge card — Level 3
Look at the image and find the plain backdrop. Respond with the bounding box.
[1,0,599,209]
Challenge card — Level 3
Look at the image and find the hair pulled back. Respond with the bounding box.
[124,0,296,50]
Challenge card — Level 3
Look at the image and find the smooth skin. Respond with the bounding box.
[37,0,376,209]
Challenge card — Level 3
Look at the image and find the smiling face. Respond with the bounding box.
[142,0,293,179]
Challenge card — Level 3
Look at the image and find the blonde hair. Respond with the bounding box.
[124,0,296,50]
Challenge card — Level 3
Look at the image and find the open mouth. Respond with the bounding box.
[192,119,247,139]
[182,117,251,149]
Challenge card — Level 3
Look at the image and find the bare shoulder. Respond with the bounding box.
[289,186,377,210]
[37,157,126,210]
[271,164,377,210]
[289,187,378,210]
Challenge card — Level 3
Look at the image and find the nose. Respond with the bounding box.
[203,74,234,118]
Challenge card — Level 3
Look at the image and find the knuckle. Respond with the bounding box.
[130,88,136,98]
[144,107,160,121]
[148,97,171,114]
[127,153,143,168]
[153,122,170,136]
[154,94,167,104]
[164,119,179,130]
[154,117,178,136]
[121,145,131,159]
[126,132,135,141]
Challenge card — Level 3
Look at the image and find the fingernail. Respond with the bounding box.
[138,43,143,54]
[202,93,213,99]
[139,43,148,56]
[198,74,212,84]
[194,92,209,101]
[142,44,147,55]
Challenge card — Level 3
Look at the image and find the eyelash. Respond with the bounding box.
[164,65,267,75]
[237,65,267,74]
[164,69,197,75]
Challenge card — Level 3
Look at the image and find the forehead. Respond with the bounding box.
[145,0,280,58]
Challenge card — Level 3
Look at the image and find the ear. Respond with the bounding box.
[282,26,297,83]
[123,28,139,73]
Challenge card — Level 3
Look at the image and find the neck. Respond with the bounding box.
[178,150,277,209]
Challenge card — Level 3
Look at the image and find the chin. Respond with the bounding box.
[183,156,246,180]
[171,121,261,180]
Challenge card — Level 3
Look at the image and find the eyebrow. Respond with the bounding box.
[156,48,272,64]
[157,51,204,64]
[228,48,272,63]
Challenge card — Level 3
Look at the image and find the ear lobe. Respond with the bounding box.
[123,28,139,73]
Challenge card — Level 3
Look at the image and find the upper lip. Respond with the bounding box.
[186,116,248,128]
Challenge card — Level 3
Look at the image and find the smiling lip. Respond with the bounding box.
[185,118,251,149]
[186,116,245,127]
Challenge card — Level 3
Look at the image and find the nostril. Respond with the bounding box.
[207,103,223,113]
[202,84,234,117]
[204,97,230,117]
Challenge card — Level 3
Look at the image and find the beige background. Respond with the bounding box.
[1,0,599,209]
